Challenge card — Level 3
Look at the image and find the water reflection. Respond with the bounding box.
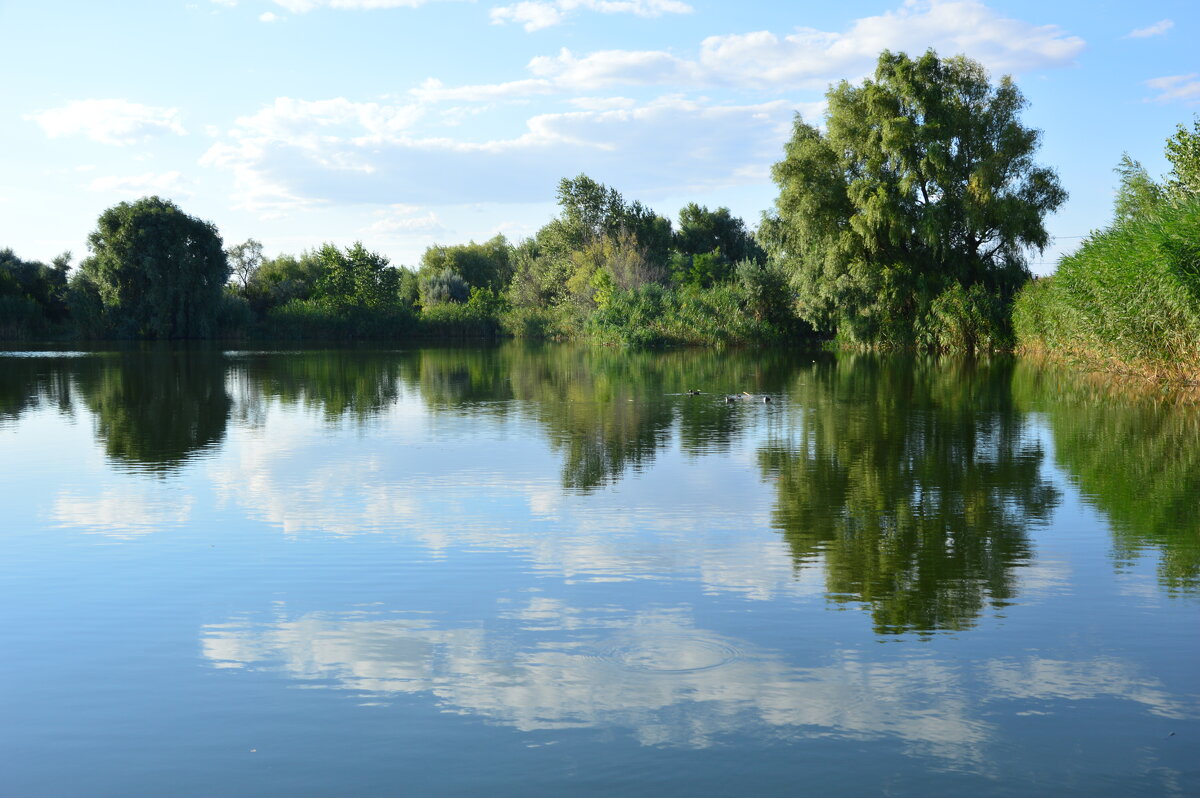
[3,345,1197,603]
[202,599,1192,760]
[760,356,1060,634]
[73,349,231,472]
[1015,364,1200,596]
[229,349,408,425]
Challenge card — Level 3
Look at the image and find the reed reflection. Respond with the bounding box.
[760,355,1060,634]
[229,349,408,425]
[1014,363,1200,596]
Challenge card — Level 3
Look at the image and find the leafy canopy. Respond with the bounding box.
[81,196,229,339]
[763,49,1066,347]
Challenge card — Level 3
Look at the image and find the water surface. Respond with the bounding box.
[1,345,1196,796]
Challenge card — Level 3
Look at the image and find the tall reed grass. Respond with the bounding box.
[1013,198,1200,382]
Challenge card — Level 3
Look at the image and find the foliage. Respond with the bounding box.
[763,49,1065,350]
[1113,154,1166,223]
[311,242,400,308]
[419,287,510,339]
[419,235,512,292]
[671,203,765,288]
[265,297,416,340]
[419,268,470,306]
[1012,198,1200,378]
[245,250,324,314]
[1164,115,1200,200]
[0,248,71,338]
[760,354,1058,634]
[226,238,264,294]
[80,196,229,339]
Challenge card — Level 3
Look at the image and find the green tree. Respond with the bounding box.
[312,242,399,307]
[763,49,1066,349]
[1164,115,1200,200]
[226,238,264,294]
[671,204,764,287]
[419,234,513,292]
[0,249,71,337]
[80,196,229,338]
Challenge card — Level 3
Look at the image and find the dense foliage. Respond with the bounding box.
[6,51,1193,373]
[77,196,230,339]
[762,50,1065,351]
[1013,118,1200,380]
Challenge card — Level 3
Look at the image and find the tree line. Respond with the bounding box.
[4,48,1196,362]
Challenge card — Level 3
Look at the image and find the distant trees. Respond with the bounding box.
[763,49,1065,350]
[226,239,265,294]
[671,203,764,288]
[418,235,512,297]
[0,249,70,338]
[79,196,229,338]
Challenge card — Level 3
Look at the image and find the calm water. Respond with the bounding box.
[1,345,1197,797]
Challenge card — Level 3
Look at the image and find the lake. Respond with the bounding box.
[1,344,1197,797]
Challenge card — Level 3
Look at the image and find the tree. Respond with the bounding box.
[1113,154,1165,223]
[1164,115,1200,200]
[672,203,764,287]
[81,196,229,338]
[311,242,398,307]
[226,238,264,294]
[763,49,1066,348]
[419,235,513,292]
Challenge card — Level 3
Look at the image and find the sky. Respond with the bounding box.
[1,0,1197,274]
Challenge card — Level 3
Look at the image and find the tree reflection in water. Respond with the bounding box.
[71,348,232,473]
[760,355,1060,634]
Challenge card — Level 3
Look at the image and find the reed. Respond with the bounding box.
[1013,198,1200,383]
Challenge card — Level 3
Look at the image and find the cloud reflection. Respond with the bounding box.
[201,599,1195,761]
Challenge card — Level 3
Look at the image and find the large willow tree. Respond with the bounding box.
[762,50,1066,350]
[81,196,229,338]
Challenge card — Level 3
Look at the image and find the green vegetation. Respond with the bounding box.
[759,354,1058,634]
[1014,361,1200,595]
[74,197,231,339]
[1013,118,1200,381]
[762,49,1064,351]
[7,50,1194,373]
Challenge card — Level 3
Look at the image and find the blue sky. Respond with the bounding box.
[2,0,1196,273]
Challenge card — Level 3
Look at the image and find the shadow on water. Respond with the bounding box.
[759,354,1061,634]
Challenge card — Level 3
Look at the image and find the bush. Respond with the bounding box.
[419,287,509,339]
[265,298,416,340]
[419,269,470,306]
[922,282,1012,352]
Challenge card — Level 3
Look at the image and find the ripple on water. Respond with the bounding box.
[596,635,741,674]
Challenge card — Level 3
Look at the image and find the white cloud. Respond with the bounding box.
[88,171,194,197]
[1145,73,1200,104]
[363,208,448,235]
[490,0,691,32]
[272,0,444,11]
[260,11,282,21]
[202,600,1196,757]
[1126,19,1173,38]
[525,0,1083,91]
[491,1,563,30]
[410,77,554,104]
[202,94,798,211]
[28,99,186,146]
[54,485,195,540]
